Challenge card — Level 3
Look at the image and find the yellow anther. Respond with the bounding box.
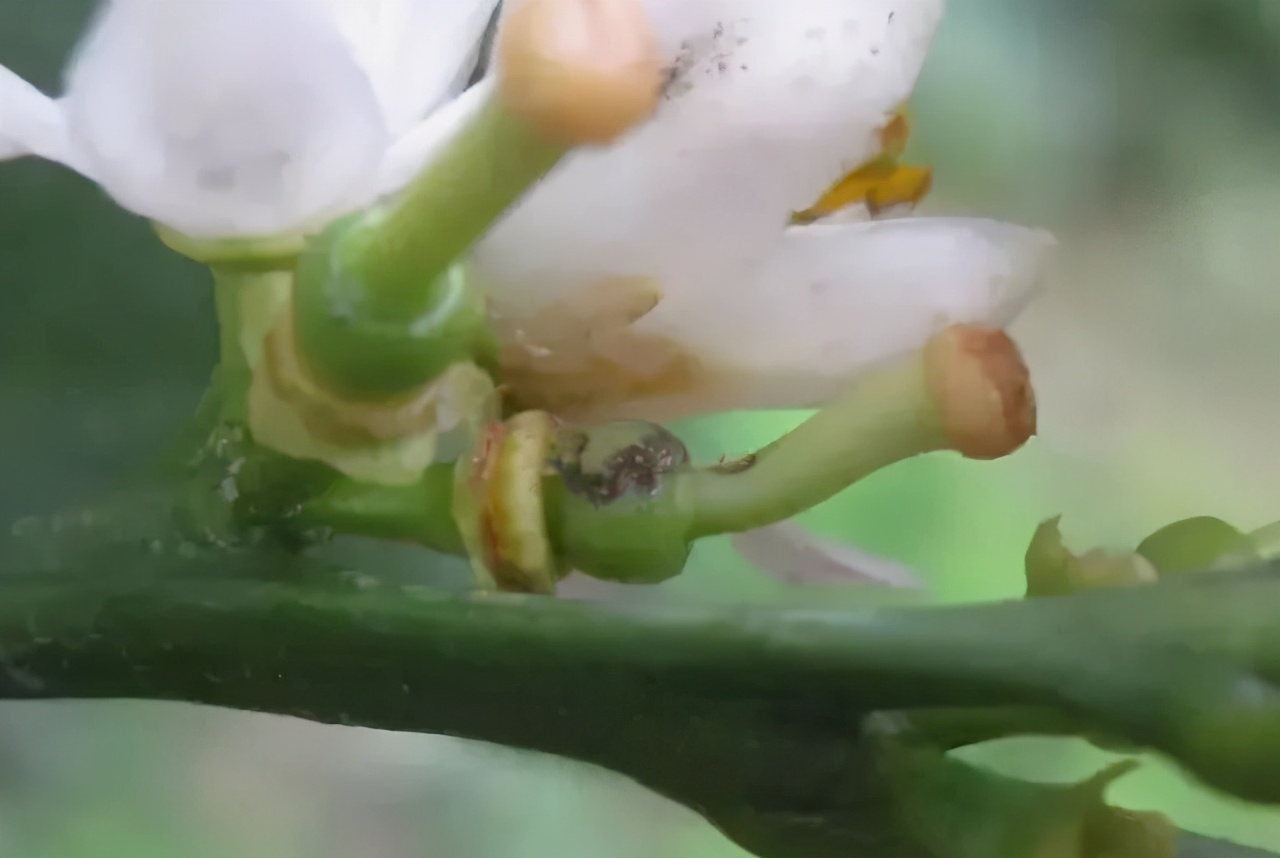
[792,104,933,225]
[877,105,913,158]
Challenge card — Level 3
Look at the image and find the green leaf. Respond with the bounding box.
[1137,517,1259,575]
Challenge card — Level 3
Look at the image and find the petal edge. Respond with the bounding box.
[0,66,75,166]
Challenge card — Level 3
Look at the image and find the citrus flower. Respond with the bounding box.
[0,0,502,239]
[1,0,1053,586]
[0,0,1051,423]
[474,0,1054,424]
[0,0,507,482]
[467,0,1054,590]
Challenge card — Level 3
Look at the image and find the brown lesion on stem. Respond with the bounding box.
[551,421,690,507]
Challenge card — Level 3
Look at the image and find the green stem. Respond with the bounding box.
[296,467,464,556]
[6,565,1280,804]
[679,350,948,538]
[355,84,565,320]
[211,267,254,423]
[3,538,1280,855]
[0,577,1152,793]
[285,86,561,399]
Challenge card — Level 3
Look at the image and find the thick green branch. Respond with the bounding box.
[3,555,1280,858]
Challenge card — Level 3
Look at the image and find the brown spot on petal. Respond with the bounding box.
[491,278,707,421]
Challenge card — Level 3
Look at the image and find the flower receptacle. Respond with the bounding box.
[452,413,695,591]
[290,215,500,401]
[543,420,695,585]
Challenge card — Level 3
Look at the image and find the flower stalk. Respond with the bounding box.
[309,325,1037,590]
[290,0,664,401]
[349,90,565,322]
[679,325,1036,539]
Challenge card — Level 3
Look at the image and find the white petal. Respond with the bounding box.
[732,521,927,589]
[62,0,391,239]
[376,77,492,198]
[474,0,943,309]
[485,217,1051,422]
[644,217,1055,408]
[0,66,75,165]
[329,0,500,136]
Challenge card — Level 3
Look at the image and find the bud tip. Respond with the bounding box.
[924,325,1036,460]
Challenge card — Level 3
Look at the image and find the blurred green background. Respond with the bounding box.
[3,0,1280,855]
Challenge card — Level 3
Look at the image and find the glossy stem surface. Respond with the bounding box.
[298,467,464,556]
[679,352,948,538]
[356,86,564,320]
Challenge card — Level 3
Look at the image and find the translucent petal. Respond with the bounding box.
[474,0,944,307]
[328,0,501,136]
[61,0,391,238]
[487,217,1053,422]
[732,521,927,589]
[0,65,74,165]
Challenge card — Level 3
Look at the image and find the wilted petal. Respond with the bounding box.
[62,0,391,238]
[474,0,944,307]
[0,66,75,165]
[732,521,927,589]
[492,217,1052,422]
[329,0,501,136]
